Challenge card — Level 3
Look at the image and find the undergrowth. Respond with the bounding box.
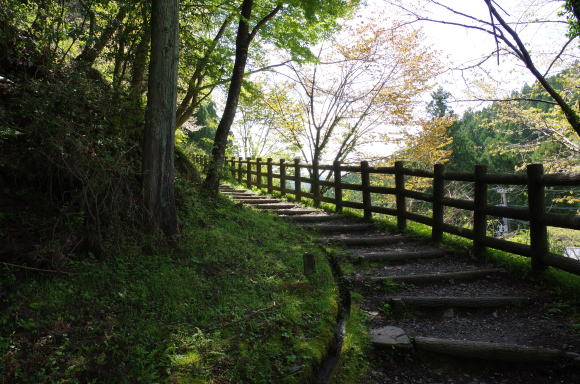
[0,178,339,383]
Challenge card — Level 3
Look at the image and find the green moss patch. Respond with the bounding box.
[0,178,338,383]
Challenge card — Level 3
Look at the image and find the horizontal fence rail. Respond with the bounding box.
[192,155,580,276]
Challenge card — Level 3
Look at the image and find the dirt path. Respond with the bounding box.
[219,185,580,384]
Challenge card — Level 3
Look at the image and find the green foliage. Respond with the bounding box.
[446,68,579,174]
[0,179,339,383]
[427,86,454,119]
[185,102,220,154]
[0,67,145,265]
[259,0,359,63]
[562,0,580,37]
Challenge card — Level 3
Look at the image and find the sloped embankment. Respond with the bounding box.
[1,180,340,383]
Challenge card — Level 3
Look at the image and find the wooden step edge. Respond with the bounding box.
[254,204,298,210]
[386,295,531,308]
[371,327,580,365]
[412,336,580,364]
[229,196,271,200]
[271,209,321,215]
[363,268,505,283]
[300,223,375,232]
[283,215,343,222]
[235,199,283,204]
[349,250,444,261]
[233,197,279,201]
[321,235,416,246]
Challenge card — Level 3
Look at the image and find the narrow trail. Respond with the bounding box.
[219,185,580,384]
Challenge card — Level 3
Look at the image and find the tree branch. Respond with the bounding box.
[249,4,283,42]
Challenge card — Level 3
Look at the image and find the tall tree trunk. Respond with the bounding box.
[142,0,179,236]
[203,0,253,193]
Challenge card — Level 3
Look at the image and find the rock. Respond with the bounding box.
[371,326,412,349]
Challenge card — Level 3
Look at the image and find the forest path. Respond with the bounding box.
[219,184,580,384]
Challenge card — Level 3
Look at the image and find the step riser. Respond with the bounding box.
[272,210,320,216]
[350,252,444,262]
[386,296,530,309]
[255,205,297,210]
[236,200,282,204]
[324,237,414,246]
[302,225,375,233]
[284,216,343,223]
[373,335,580,365]
[367,269,504,284]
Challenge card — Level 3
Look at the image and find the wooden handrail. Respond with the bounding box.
[196,155,580,277]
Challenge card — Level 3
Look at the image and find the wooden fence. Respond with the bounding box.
[193,155,580,276]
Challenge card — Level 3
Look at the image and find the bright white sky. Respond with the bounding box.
[229,0,578,160]
[363,0,575,114]
[345,0,576,158]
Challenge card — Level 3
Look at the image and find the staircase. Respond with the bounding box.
[219,184,580,383]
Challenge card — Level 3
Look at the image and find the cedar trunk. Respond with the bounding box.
[142,0,179,236]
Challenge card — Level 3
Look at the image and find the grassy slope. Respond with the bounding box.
[0,178,339,383]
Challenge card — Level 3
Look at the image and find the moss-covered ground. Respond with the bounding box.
[0,178,339,383]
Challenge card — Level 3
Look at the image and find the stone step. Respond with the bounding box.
[349,249,445,262]
[322,235,415,246]
[371,327,580,364]
[283,215,343,223]
[363,268,505,284]
[300,223,375,233]
[385,295,531,309]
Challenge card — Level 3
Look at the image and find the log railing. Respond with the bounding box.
[192,155,580,276]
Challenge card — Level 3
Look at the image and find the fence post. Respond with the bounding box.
[333,161,343,213]
[230,157,236,179]
[527,164,548,273]
[267,158,273,194]
[246,158,252,188]
[256,158,262,188]
[294,158,302,203]
[432,163,445,242]
[280,159,286,196]
[395,161,407,231]
[361,161,372,220]
[473,165,488,258]
[312,162,321,207]
[237,157,243,183]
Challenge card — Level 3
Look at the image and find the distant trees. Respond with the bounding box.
[241,22,438,173]
[203,0,357,193]
[393,0,580,137]
[444,66,579,173]
[231,87,289,159]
